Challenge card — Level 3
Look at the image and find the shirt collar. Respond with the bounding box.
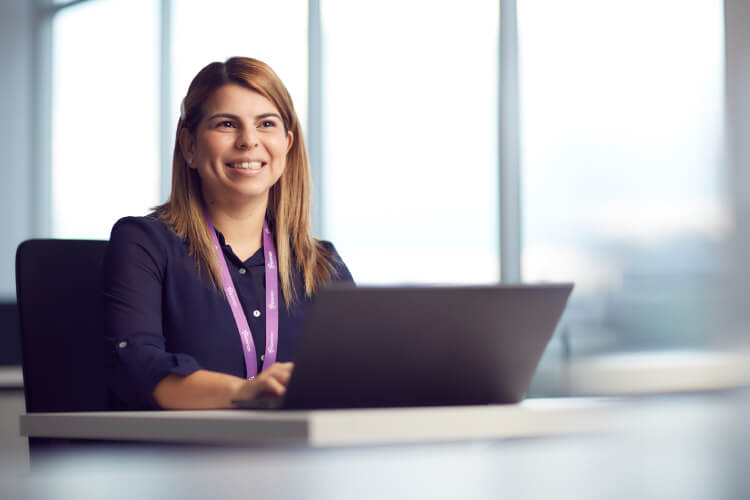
[213,228,265,266]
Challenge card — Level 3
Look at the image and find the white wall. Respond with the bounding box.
[0,0,35,301]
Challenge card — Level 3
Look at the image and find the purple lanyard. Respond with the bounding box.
[204,211,279,379]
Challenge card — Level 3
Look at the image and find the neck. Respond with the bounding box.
[203,192,268,261]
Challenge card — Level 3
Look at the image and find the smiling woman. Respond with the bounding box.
[100,57,354,410]
[180,84,294,225]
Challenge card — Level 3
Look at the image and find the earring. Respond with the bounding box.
[187,157,193,166]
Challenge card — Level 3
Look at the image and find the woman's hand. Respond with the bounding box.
[153,362,294,409]
[231,362,295,401]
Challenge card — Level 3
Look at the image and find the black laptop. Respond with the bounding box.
[233,284,573,410]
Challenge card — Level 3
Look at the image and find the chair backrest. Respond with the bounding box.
[0,302,21,366]
[15,239,109,412]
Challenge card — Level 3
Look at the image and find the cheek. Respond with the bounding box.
[273,157,288,178]
[271,154,288,182]
[267,134,291,156]
[197,134,231,159]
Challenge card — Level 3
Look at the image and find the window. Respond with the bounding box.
[45,0,731,378]
[320,0,500,284]
[51,0,160,238]
[518,0,726,356]
[50,0,307,238]
[170,0,308,143]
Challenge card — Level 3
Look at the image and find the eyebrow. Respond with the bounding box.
[207,112,283,122]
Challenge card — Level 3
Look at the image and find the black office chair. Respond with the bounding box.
[15,239,109,412]
[0,302,22,366]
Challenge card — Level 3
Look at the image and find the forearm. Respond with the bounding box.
[152,369,245,409]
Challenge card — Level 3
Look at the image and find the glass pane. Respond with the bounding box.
[170,0,308,145]
[321,0,499,284]
[518,0,726,356]
[51,0,160,238]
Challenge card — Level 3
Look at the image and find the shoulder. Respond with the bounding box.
[315,239,342,263]
[110,213,167,236]
[316,239,337,254]
[316,240,354,284]
[109,214,179,246]
[107,214,187,265]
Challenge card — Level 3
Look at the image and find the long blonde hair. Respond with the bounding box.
[154,57,337,306]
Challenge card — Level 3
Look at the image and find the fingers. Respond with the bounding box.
[261,376,287,397]
[267,362,294,385]
[250,362,295,398]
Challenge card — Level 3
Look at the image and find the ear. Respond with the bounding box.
[285,130,294,154]
[179,127,197,168]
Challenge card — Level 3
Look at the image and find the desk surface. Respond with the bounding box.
[0,367,22,389]
[20,397,625,447]
[6,391,749,500]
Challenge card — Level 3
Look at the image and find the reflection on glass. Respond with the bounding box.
[51,0,160,238]
[518,0,726,355]
[321,0,499,284]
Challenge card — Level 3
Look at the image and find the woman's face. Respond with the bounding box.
[181,83,294,207]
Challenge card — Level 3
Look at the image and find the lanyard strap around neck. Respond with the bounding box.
[204,210,279,379]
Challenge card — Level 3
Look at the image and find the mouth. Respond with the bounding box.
[226,160,266,170]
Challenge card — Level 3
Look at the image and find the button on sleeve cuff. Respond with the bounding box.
[108,333,203,410]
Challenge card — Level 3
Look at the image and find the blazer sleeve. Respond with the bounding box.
[101,217,202,409]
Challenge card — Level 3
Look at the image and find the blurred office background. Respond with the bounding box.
[1,0,749,465]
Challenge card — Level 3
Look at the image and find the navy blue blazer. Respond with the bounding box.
[101,215,354,409]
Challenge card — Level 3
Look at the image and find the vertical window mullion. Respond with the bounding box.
[32,0,55,238]
[308,0,324,236]
[159,0,172,202]
[499,0,522,283]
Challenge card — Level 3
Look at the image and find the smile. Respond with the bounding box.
[227,161,265,170]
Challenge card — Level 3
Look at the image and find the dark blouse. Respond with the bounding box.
[101,215,354,410]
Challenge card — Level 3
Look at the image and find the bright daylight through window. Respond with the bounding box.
[518,0,726,357]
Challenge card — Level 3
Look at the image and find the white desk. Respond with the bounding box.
[7,392,748,500]
[0,367,22,389]
[20,397,624,447]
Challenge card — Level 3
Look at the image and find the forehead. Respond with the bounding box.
[202,83,279,116]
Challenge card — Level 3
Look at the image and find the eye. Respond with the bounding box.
[259,120,277,128]
[216,120,235,128]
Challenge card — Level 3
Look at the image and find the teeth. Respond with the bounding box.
[232,161,263,170]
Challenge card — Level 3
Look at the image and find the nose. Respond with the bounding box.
[236,127,258,149]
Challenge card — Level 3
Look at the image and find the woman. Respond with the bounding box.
[101,57,354,410]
